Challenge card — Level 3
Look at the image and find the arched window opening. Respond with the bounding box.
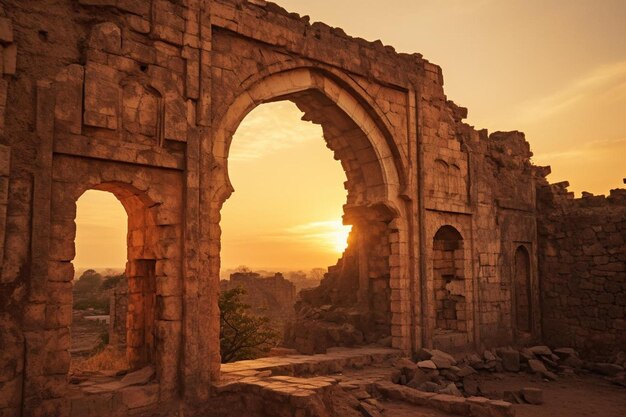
[433,226,466,334]
[514,245,532,333]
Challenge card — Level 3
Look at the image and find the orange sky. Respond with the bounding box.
[73,0,626,271]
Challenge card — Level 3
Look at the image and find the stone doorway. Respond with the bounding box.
[68,186,159,378]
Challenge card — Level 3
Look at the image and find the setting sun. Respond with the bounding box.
[331,223,352,253]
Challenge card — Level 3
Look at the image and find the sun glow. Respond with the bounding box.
[285,220,352,254]
[331,223,352,253]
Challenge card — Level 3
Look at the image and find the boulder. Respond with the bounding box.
[594,363,624,376]
[520,348,536,362]
[553,347,578,359]
[431,355,454,370]
[359,401,382,417]
[440,369,460,382]
[499,349,520,372]
[357,403,379,417]
[503,390,523,404]
[457,365,477,377]
[521,387,543,405]
[484,350,497,361]
[420,381,441,393]
[542,370,558,381]
[528,359,547,374]
[394,358,419,380]
[417,360,438,370]
[438,383,463,397]
[463,376,479,396]
[529,345,552,356]
[467,353,483,364]
[406,368,430,389]
[431,349,457,365]
[563,355,583,369]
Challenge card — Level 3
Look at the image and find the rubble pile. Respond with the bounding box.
[391,345,626,403]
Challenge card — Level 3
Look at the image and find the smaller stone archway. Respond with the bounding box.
[69,182,160,371]
[24,155,186,413]
[513,245,532,334]
[432,226,466,334]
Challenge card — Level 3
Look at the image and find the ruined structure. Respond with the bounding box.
[537,182,626,357]
[220,271,296,329]
[0,0,624,416]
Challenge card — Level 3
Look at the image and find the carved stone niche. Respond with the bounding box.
[121,79,164,146]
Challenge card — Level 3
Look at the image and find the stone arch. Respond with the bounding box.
[432,226,467,334]
[211,67,411,352]
[28,156,185,411]
[513,245,532,333]
[212,67,402,208]
[69,181,159,370]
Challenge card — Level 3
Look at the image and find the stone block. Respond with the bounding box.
[0,18,12,43]
[499,349,520,372]
[88,22,121,54]
[54,64,84,134]
[164,94,188,142]
[83,62,120,130]
[417,360,437,370]
[521,387,543,405]
[127,15,151,34]
[2,43,16,75]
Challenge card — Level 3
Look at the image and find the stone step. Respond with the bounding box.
[220,346,401,378]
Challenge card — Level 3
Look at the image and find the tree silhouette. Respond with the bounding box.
[219,287,278,363]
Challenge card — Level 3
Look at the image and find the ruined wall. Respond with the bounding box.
[109,279,129,349]
[220,272,296,328]
[537,182,626,357]
[419,83,542,352]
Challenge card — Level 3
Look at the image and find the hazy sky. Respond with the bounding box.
[74,0,626,271]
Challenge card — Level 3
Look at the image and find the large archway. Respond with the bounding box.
[210,67,409,355]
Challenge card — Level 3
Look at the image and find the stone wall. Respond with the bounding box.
[109,279,129,350]
[537,181,626,358]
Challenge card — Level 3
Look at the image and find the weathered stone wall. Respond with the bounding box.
[537,182,626,358]
[109,279,129,350]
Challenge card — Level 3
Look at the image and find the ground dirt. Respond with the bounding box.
[480,372,626,417]
[378,372,626,417]
[381,401,454,417]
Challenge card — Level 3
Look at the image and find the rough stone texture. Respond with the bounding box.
[109,279,128,349]
[0,0,623,416]
[537,181,626,358]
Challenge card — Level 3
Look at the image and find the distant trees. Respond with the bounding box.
[219,287,279,363]
[73,270,125,312]
[73,269,103,293]
[101,273,124,290]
